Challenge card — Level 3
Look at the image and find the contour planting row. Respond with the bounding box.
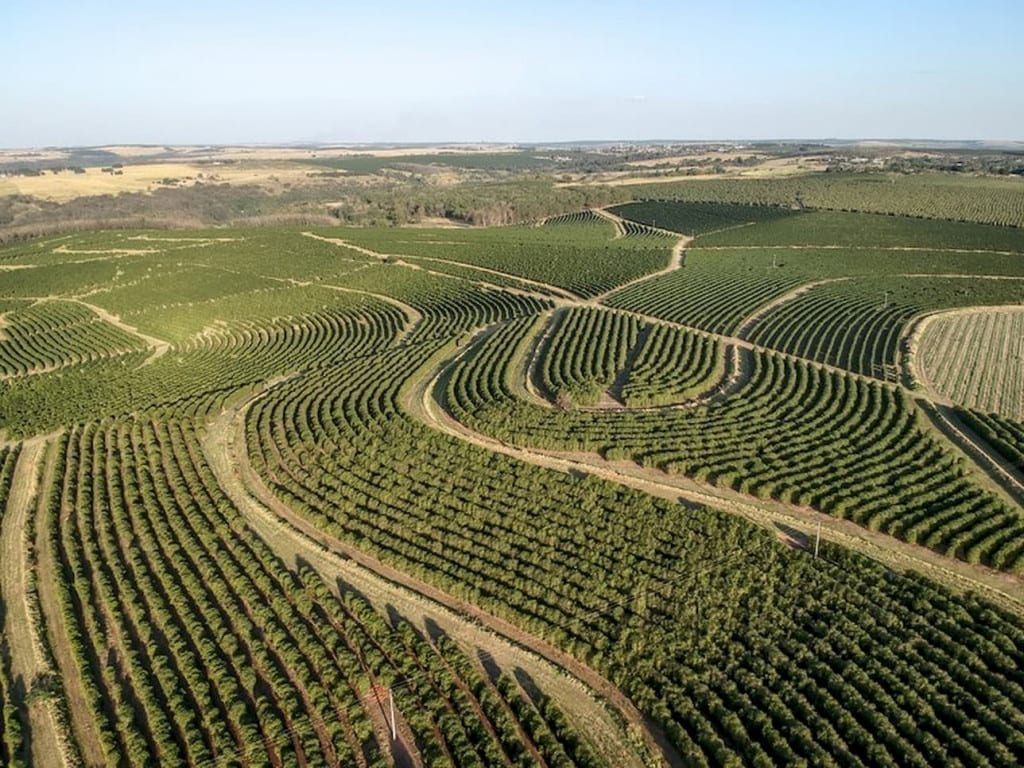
[446,316,1024,572]
[328,224,671,299]
[610,201,800,236]
[540,210,603,226]
[958,410,1024,472]
[621,173,1024,228]
[537,308,640,405]
[749,278,1024,382]
[48,417,594,768]
[0,445,23,768]
[692,210,1024,251]
[745,280,909,382]
[0,301,147,377]
[527,309,725,408]
[604,256,808,335]
[620,323,725,407]
[246,329,1024,766]
[0,301,404,439]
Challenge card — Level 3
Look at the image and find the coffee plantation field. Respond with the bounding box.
[2,191,1024,767]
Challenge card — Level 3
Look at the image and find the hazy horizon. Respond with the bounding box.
[4,0,1023,148]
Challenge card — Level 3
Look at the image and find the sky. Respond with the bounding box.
[3,0,1022,147]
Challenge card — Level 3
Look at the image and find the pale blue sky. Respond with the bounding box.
[3,0,1022,147]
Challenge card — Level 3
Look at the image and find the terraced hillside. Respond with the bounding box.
[1,202,1024,768]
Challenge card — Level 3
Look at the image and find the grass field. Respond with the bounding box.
[2,190,1024,767]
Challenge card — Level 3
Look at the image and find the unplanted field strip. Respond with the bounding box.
[0,437,73,768]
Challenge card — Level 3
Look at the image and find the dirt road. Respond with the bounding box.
[202,389,662,768]
[407,328,1024,616]
[0,438,69,768]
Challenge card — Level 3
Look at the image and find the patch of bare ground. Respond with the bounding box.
[201,387,660,768]
[1,436,77,768]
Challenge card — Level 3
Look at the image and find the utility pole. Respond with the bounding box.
[813,521,821,559]
[882,290,890,308]
[388,687,396,741]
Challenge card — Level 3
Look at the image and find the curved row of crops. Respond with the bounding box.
[610,201,800,236]
[917,309,1024,420]
[620,172,1024,228]
[48,416,596,768]
[620,219,675,240]
[0,300,404,439]
[446,313,1024,572]
[4,223,1024,768]
[693,210,1024,251]
[0,445,23,767]
[537,308,640,405]
[540,210,604,226]
[958,410,1024,472]
[749,279,1024,383]
[327,224,671,299]
[618,323,724,407]
[0,301,147,377]
[745,280,909,382]
[0,260,556,439]
[605,260,806,335]
[531,308,725,407]
[247,309,1024,766]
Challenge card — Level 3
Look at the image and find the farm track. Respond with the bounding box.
[734,277,853,339]
[591,207,626,239]
[408,324,1024,617]
[202,384,657,768]
[592,230,690,303]
[64,299,170,365]
[0,436,69,768]
[301,231,582,301]
[305,223,1024,568]
[34,438,106,768]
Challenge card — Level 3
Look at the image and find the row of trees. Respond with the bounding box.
[246,300,1024,765]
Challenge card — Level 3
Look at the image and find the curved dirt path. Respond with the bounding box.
[65,299,170,366]
[593,232,691,304]
[591,207,627,239]
[0,437,72,768]
[202,387,658,768]
[408,327,1024,617]
[734,277,853,339]
[302,231,582,302]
